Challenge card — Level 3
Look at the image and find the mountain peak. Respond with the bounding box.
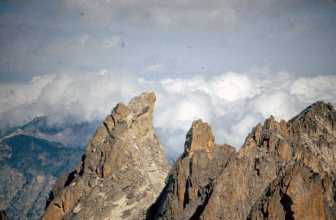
[150,101,336,220]
[309,100,333,111]
[184,119,215,157]
[128,91,156,116]
[42,92,169,220]
[290,101,335,123]
[90,92,156,146]
[287,101,336,139]
[40,95,336,220]
[147,119,235,220]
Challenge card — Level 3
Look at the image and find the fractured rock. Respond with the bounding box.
[149,101,336,220]
[42,92,169,220]
[147,119,236,220]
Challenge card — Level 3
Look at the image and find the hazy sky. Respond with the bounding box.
[1,0,336,157]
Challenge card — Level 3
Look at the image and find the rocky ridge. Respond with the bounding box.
[147,119,236,219]
[40,92,336,220]
[42,92,170,220]
[148,101,336,219]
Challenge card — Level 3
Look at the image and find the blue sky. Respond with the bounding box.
[1,0,336,157]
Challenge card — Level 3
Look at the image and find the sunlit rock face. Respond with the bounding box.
[42,95,336,220]
[147,119,236,220]
[149,101,336,220]
[42,92,169,220]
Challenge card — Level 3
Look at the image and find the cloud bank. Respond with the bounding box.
[1,0,336,158]
[1,70,335,157]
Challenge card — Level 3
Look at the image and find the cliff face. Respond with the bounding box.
[42,92,170,220]
[248,102,336,220]
[149,101,336,220]
[147,119,236,219]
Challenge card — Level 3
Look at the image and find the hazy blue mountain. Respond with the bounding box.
[0,116,100,149]
[0,120,84,219]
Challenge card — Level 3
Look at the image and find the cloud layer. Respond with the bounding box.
[1,0,336,158]
[1,69,335,157]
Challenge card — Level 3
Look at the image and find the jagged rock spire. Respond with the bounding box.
[147,119,235,220]
[184,119,215,157]
[42,92,169,220]
[149,101,336,220]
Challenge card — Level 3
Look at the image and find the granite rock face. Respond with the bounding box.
[42,92,169,220]
[149,101,336,220]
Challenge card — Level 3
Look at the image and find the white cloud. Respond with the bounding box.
[210,72,260,101]
[154,91,212,132]
[0,70,145,127]
[154,71,336,151]
[229,114,262,146]
[1,70,336,158]
[160,72,262,102]
[0,75,56,125]
[290,75,336,103]
[160,76,205,94]
[250,91,297,121]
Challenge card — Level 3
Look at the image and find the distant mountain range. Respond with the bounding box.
[0,116,100,149]
[0,117,94,219]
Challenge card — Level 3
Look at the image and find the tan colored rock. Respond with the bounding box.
[42,99,336,220]
[184,119,215,157]
[42,92,169,220]
[147,119,235,220]
[277,139,292,162]
[248,163,327,220]
[150,101,336,220]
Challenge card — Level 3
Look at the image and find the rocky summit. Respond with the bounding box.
[42,91,336,220]
[42,92,169,220]
[148,101,336,220]
[147,119,236,219]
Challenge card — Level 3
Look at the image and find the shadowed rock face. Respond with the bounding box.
[0,210,8,220]
[42,92,169,220]
[147,120,236,220]
[148,101,336,220]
